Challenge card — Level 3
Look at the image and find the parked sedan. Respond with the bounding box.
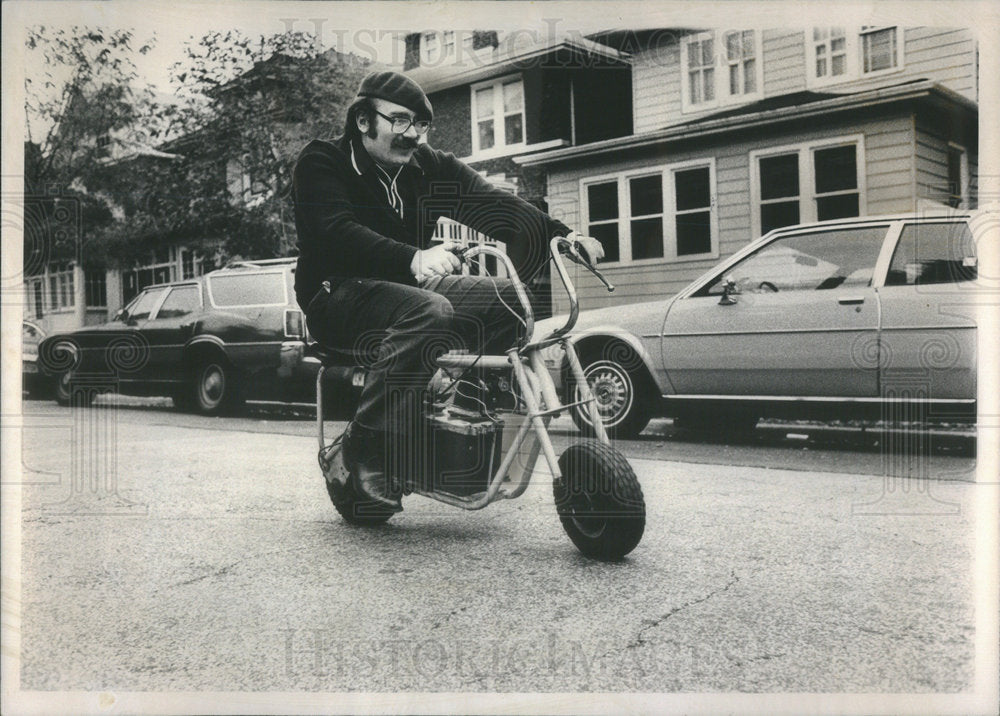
[537,213,982,438]
[37,258,358,414]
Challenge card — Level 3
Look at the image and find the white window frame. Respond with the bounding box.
[47,264,76,312]
[84,269,107,308]
[806,26,904,88]
[469,74,526,158]
[681,30,763,114]
[442,30,456,58]
[579,158,719,267]
[749,134,868,238]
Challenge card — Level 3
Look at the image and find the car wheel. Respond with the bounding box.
[569,346,655,440]
[188,360,243,416]
[53,371,95,407]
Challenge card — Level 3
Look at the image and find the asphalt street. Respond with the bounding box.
[12,399,985,694]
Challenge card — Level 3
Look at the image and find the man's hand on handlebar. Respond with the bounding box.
[566,231,605,265]
[412,239,463,282]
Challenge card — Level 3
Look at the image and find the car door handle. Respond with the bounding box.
[838,296,866,305]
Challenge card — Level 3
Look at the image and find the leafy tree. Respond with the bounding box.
[23,26,155,271]
[106,29,374,265]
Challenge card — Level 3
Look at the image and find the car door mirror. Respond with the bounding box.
[719,276,740,305]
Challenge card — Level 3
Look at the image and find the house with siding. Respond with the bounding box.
[403,30,633,311]
[513,25,979,313]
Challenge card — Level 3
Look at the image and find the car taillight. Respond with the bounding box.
[284,309,304,339]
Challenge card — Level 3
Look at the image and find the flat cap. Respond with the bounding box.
[356,71,433,121]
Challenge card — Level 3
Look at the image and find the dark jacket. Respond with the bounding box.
[292,135,571,310]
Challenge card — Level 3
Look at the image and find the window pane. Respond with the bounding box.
[761,201,800,234]
[209,273,286,307]
[726,227,886,293]
[475,87,494,118]
[742,31,754,56]
[814,145,857,193]
[816,193,859,221]
[502,81,523,112]
[886,222,977,286]
[948,147,964,207]
[831,54,845,75]
[676,212,712,256]
[689,71,701,104]
[816,56,827,77]
[863,28,896,72]
[675,167,710,211]
[701,38,714,65]
[631,218,664,260]
[760,154,799,200]
[726,32,739,61]
[703,68,715,101]
[588,223,619,262]
[587,182,618,222]
[730,65,740,95]
[743,59,756,92]
[478,119,495,150]
[629,175,662,217]
[156,286,199,318]
[504,114,523,145]
[688,41,700,67]
[128,287,166,322]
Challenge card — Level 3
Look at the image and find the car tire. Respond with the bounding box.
[53,371,95,407]
[187,359,243,416]
[554,439,645,560]
[569,345,656,440]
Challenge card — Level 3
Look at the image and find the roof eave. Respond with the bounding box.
[410,37,630,94]
[516,80,977,167]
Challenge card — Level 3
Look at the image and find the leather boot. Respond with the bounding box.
[342,422,402,511]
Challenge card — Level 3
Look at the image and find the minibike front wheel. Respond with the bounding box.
[553,439,645,559]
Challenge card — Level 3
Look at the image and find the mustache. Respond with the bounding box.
[392,137,419,150]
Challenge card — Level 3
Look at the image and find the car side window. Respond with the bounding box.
[208,272,286,307]
[125,287,166,322]
[696,227,888,297]
[155,285,201,319]
[884,222,977,286]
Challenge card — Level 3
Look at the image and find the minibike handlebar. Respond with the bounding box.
[457,236,615,350]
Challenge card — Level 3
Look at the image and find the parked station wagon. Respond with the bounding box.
[537,212,983,437]
[38,258,357,414]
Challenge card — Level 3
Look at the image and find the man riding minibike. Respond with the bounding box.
[295,72,645,558]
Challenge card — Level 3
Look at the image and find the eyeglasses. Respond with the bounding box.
[373,109,431,135]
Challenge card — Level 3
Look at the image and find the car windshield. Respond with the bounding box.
[122,287,166,322]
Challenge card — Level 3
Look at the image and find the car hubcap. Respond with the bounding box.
[577,361,633,427]
[199,365,225,406]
